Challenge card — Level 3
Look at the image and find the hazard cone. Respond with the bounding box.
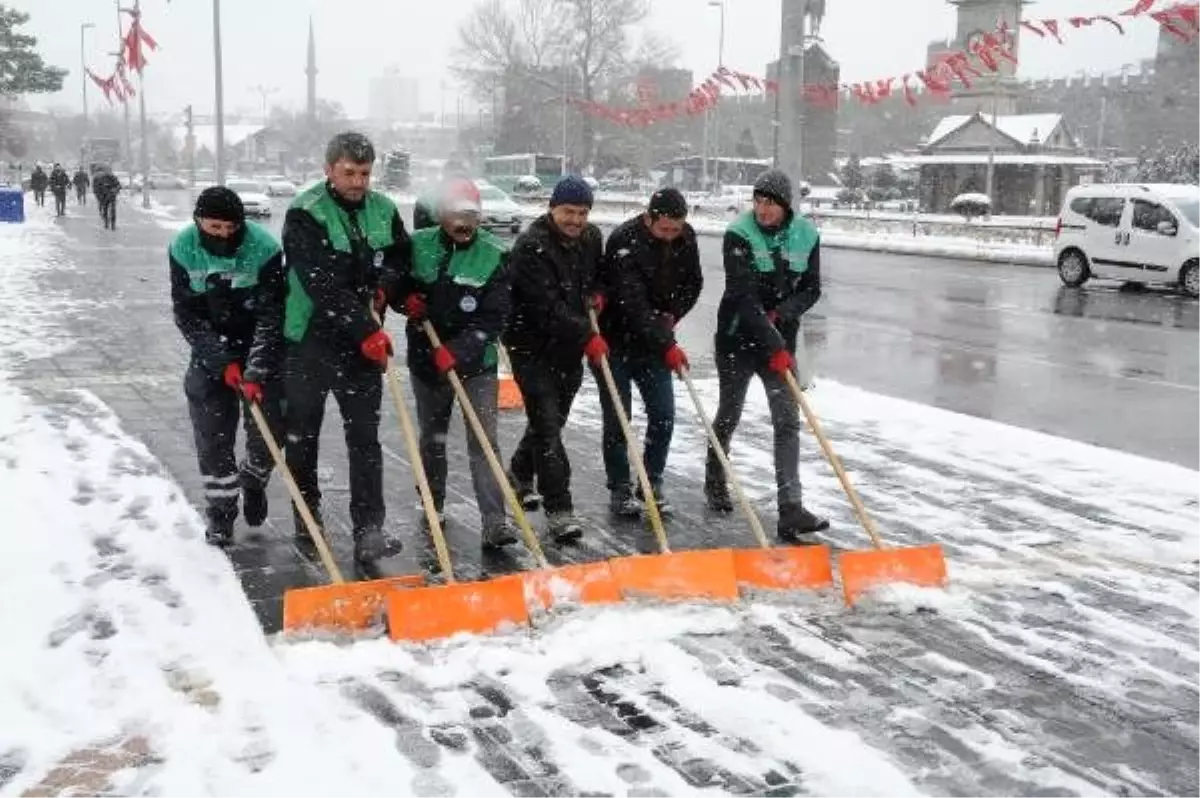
[497,344,523,410]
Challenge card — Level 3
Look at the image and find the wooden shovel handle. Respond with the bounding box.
[783,370,884,550]
[586,309,670,554]
[421,321,548,567]
[244,399,344,584]
[370,309,457,581]
[677,367,772,550]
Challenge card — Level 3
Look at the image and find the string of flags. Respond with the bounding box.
[84,6,158,106]
[573,1,1199,129]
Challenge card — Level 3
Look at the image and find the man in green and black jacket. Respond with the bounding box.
[707,169,830,543]
[282,132,412,564]
[170,187,285,546]
[395,179,517,550]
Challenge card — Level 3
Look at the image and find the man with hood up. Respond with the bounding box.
[169,187,286,546]
[706,169,830,543]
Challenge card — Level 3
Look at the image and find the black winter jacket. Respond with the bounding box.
[503,214,603,363]
[714,213,822,358]
[170,240,286,383]
[598,215,702,360]
[281,187,412,353]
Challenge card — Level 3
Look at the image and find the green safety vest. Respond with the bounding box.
[283,182,398,342]
[410,226,507,368]
[726,211,819,274]
[169,221,280,292]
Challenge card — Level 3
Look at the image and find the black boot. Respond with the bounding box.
[704,480,734,514]
[353,525,403,564]
[509,472,542,512]
[636,483,674,518]
[609,485,642,519]
[547,512,584,544]
[482,517,519,550]
[777,503,830,544]
[205,513,236,547]
[241,473,268,528]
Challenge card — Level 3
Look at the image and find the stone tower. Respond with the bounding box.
[947,0,1025,115]
[306,16,317,123]
[775,0,838,186]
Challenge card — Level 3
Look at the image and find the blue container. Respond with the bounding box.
[0,188,24,223]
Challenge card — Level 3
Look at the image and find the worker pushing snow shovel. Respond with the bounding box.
[392,178,520,551]
[705,169,830,543]
[592,187,703,520]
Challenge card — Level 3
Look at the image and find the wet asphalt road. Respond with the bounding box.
[177,191,1200,469]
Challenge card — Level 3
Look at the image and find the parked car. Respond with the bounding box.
[476,182,523,235]
[1054,183,1199,297]
[225,179,273,218]
[147,172,187,190]
[266,176,297,197]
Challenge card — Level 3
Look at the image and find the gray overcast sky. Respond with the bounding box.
[15,0,1158,119]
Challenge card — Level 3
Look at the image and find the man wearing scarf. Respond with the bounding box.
[169,187,285,546]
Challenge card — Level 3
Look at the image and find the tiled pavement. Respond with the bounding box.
[10,199,1198,796]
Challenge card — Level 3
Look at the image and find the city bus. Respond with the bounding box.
[482,153,562,193]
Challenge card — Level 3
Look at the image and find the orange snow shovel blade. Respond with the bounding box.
[609,549,740,602]
[839,544,948,606]
[497,374,523,410]
[523,562,622,611]
[282,574,426,633]
[386,574,530,643]
[733,545,835,591]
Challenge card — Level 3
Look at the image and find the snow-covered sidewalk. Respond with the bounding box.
[3,210,1197,796]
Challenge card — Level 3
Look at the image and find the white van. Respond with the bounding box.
[1053,183,1199,297]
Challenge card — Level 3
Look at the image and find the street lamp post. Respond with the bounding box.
[213,0,226,186]
[708,0,725,191]
[80,23,95,130]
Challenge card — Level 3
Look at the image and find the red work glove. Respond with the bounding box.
[583,334,609,364]
[361,330,393,367]
[373,288,388,316]
[241,382,264,404]
[766,309,780,326]
[222,362,243,390]
[403,293,427,321]
[664,344,688,372]
[768,349,795,375]
[433,345,457,375]
[589,293,607,315]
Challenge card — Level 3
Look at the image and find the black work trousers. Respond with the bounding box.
[508,353,584,514]
[184,357,283,524]
[284,336,385,532]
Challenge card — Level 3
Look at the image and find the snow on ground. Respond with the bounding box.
[4,210,1196,796]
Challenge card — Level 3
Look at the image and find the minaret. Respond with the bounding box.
[306,16,317,123]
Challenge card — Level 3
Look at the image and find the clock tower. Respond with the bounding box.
[945,0,1025,114]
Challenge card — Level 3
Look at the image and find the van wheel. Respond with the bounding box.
[1181,259,1199,298]
[1057,249,1091,287]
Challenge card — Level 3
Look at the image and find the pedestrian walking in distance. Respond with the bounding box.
[72,166,90,206]
[49,163,70,217]
[170,187,286,546]
[595,187,702,519]
[93,167,121,230]
[395,178,518,550]
[502,175,607,543]
[281,131,412,565]
[29,165,47,208]
[706,168,830,542]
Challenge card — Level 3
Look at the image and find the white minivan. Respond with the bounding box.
[1054,183,1199,298]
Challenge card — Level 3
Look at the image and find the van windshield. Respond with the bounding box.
[1173,198,1199,227]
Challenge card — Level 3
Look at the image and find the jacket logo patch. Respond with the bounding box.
[459,295,478,313]
[373,251,384,268]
